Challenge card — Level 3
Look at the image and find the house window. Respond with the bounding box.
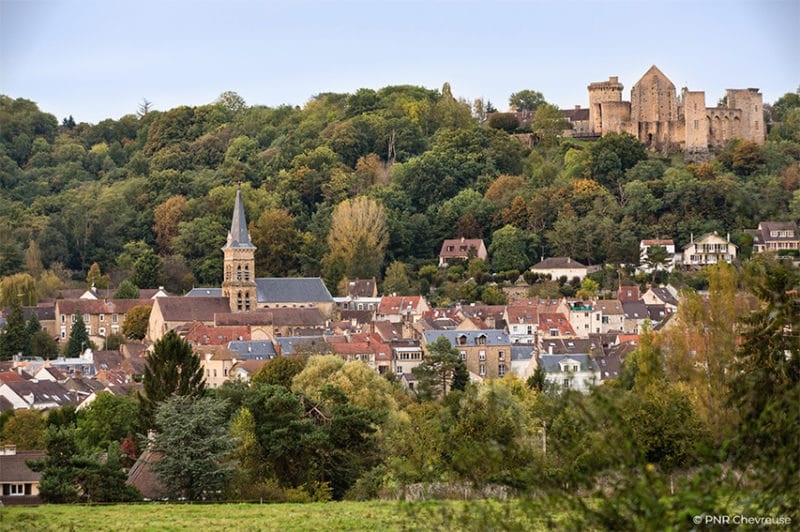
[563,378,571,388]
[99,327,106,336]
[602,316,609,324]
[457,335,467,346]
[498,350,505,360]
[549,328,558,337]
[112,314,118,323]
[224,368,228,377]
[99,314,105,322]
[60,329,66,340]
[396,365,403,374]
[5,483,26,495]
[475,335,486,345]
[83,314,89,322]
[498,364,506,377]
[61,314,66,324]
[459,351,467,361]
[479,364,486,376]
[479,350,486,361]
[71,314,76,324]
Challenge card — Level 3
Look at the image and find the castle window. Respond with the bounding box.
[694,120,699,130]
[237,292,243,311]
[245,293,251,311]
[225,266,231,281]
[237,265,242,280]
[244,265,250,281]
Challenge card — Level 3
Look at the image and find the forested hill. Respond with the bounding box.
[1,87,799,298]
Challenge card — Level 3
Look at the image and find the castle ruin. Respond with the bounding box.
[576,65,765,160]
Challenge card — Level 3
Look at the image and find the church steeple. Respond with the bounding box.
[221,184,257,312]
[224,184,255,250]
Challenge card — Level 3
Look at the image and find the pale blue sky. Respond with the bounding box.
[1,0,798,124]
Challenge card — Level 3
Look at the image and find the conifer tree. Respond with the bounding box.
[64,314,91,357]
[0,299,27,360]
[139,330,205,430]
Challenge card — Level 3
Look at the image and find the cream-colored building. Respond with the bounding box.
[680,232,737,266]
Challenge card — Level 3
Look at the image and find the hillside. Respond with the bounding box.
[0,87,799,300]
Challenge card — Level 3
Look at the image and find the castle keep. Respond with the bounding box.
[582,65,764,158]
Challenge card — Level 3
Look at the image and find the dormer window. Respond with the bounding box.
[457,335,467,346]
[475,335,487,345]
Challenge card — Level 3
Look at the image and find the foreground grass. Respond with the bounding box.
[0,500,560,531]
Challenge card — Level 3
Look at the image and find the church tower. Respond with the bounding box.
[222,185,257,312]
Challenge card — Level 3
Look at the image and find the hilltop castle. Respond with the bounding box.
[566,65,765,160]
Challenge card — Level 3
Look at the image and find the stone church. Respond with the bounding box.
[221,186,335,316]
[580,65,764,159]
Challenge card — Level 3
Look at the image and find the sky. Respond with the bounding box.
[1,0,798,124]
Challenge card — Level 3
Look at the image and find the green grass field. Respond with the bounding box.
[0,500,558,531]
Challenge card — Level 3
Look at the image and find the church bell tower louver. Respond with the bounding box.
[221,184,257,312]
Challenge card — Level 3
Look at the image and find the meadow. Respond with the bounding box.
[0,500,557,531]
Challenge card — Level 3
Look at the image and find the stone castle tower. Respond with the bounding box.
[585,65,765,160]
[221,185,256,312]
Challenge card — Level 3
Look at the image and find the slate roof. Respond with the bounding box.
[531,257,587,269]
[541,338,601,356]
[423,329,510,347]
[0,396,14,412]
[227,340,278,360]
[752,221,799,243]
[154,297,230,323]
[185,287,223,297]
[2,380,75,407]
[274,336,328,355]
[214,309,327,328]
[255,278,333,303]
[93,350,125,372]
[510,345,535,361]
[649,287,679,306]
[224,185,256,250]
[0,450,46,483]
[596,341,637,380]
[22,306,55,321]
[55,298,154,315]
[539,354,599,373]
[622,301,649,320]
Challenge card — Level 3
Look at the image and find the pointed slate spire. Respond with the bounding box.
[224,184,255,249]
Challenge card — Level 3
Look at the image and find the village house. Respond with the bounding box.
[594,300,626,333]
[423,329,510,380]
[558,300,601,338]
[438,237,488,267]
[539,354,600,393]
[196,345,241,388]
[642,285,680,314]
[509,345,537,379]
[505,302,539,344]
[0,446,46,505]
[680,232,737,266]
[54,298,154,345]
[747,221,800,254]
[530,257,598,282]
[0,379,75,410]
[537,312,576,340]
[638,239,677,273]
[377,296,429,323]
